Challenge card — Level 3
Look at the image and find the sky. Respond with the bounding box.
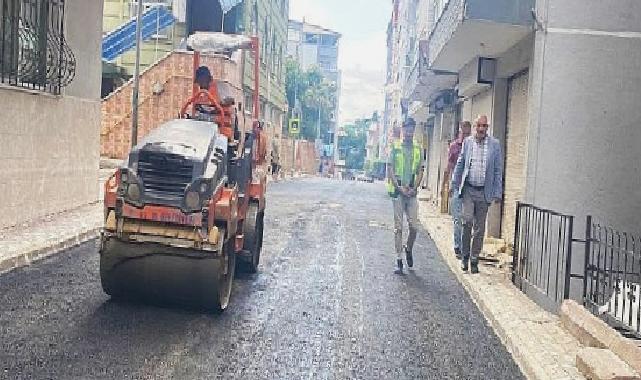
[289,0,392,126]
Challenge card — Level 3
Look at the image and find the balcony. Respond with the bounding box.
[407,61,458,104]
[406,41,458,104]
[428,0,534,71]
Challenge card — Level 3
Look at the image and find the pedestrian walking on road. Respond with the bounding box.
[450,115,503,274]
[385,125,401,199]
[446,121,472,259]
[271,136,281,181]
[389,118,424,275]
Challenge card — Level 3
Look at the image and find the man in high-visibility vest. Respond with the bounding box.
[389,118,424,274]
[386,125,402,197]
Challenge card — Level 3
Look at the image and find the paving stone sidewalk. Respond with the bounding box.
[0,166,125,274]
[418,201,586,380]
[0,202,103,274]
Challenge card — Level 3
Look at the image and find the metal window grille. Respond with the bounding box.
[0,0,75,95]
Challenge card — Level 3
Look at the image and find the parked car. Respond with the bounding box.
[356,172,374,183]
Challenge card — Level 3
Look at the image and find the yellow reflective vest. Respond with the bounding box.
[387,141,422,198]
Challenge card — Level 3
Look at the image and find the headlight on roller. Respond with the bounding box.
[185,191,200,210]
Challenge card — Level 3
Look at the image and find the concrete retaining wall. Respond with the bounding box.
[0,0,103,229]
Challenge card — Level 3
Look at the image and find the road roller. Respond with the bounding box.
[99,32,267,311]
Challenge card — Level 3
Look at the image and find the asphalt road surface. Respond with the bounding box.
[0,178,524,380]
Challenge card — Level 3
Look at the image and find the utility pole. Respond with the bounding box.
[293,45,299,175]
[130,0,144,148]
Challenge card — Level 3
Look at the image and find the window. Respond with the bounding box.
[304,33,319,44]
[0,0,75,94]
[280,0,287,16]
[321,34,337,47]
[278,45,283,82]
[262,19,268,64]
[251,1,257,35]
[271,31,276,71]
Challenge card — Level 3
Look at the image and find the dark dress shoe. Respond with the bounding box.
[404,245,413,268]
[394,259,404,275]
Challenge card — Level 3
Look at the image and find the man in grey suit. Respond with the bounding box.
[450,115,504,274]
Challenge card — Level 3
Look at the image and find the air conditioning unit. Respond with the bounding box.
[477,57,496,84]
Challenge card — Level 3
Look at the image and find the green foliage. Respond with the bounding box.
[285,58,337,142]
[338,121,368,170]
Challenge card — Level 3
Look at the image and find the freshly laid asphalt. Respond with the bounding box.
[0,178,524,379]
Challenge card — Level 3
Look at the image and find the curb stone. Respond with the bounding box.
[0,228,100,275]
[424,220,540,380]
[419,208,584,380]
[561,300,641,375]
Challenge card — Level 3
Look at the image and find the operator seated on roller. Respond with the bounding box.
[192,66,238,138]
[193,66,217,122]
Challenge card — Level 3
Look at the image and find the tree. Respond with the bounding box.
[338,121,368,170]
[285,58,337,142]
[302,79,336,141]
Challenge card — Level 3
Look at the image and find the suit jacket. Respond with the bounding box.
[450,135,504,203]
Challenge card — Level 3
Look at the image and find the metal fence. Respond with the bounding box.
[0,0,75,95]
[512,201,641,338]
[584,217,641,338]
[512,202,575,313]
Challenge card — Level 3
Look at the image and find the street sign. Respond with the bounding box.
[289,118,300,136]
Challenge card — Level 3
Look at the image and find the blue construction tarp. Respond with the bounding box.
[102,5,176,62]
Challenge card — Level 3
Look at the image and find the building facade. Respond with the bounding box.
[390,0,641,247]
[0,0,104,228]
[287,19,342,166]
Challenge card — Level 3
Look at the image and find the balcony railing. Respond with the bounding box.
[428,0,534,68]
[428,0,465,66]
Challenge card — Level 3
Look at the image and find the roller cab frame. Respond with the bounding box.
[100,33,267,312]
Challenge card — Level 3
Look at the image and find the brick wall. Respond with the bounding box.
[101,51,243,159]
[278,138,318,175]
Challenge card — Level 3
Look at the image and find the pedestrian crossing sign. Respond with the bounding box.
[289,118,300,135]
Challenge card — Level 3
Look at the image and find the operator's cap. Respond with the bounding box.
[195,66,212,80]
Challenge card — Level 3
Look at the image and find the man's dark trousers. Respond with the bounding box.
[461,185,489,265]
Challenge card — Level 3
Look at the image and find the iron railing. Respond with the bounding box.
[512,201,641,338]
[0,0,75,95]
[512,202,575,312]
[584,218,641,338]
